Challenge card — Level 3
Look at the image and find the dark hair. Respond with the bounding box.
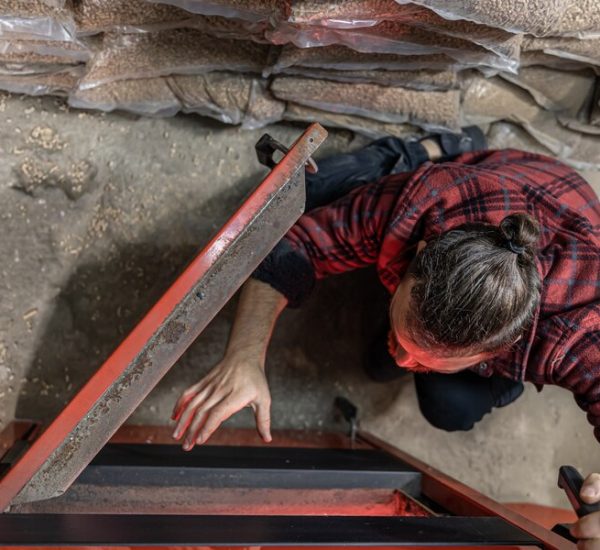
[406,213,541,355]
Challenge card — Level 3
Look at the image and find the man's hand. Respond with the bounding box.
[171,354,272,450]
[571,473,600,549]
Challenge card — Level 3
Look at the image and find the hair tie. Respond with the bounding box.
[507,240,525,255]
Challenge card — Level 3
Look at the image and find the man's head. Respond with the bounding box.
[389,213,541,373]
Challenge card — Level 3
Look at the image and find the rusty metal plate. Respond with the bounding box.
[0,124,328,509]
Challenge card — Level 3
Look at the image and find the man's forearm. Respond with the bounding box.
[225,278,288,366]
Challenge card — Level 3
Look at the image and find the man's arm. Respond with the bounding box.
[172,175,411,448]
[172,279,287,450]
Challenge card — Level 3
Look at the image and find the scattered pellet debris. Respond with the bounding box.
[27,125,65,150]
[22,308,38,320]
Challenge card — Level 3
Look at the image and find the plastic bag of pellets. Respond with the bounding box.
[0,1,76,42]
[168,72,285,127]
[395,0,600,38]
[519,50,590,71]
[266,21,518,72]
[73,0,268,40]
[499,66,596,115]
[270,75,461,131]
[522,36,600,69]
[72,0,195,35]
[78,30,271,90]
[287,0,424,28]
[144,0,288,23]
[69,76,181,116]
[284,102,421,139]
[0,49,82,75]
[278,66,457,90]
[70,72,285,128]
[285,0,521,65]
[0,38,91,62]
[0,65,83,96]
[269,45,465,73]
[461,73,600,169]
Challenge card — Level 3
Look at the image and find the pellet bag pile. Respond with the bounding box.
[0,0,597,167]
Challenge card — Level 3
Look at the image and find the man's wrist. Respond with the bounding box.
[224,344,266,366]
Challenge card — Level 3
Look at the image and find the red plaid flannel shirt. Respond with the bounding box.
[256,149,600,442]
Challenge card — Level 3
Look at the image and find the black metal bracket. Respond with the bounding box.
[335,396,359,443]
[256,133,318,174]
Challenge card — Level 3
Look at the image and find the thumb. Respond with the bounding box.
[581,473,600,504]
[253,398,272,443]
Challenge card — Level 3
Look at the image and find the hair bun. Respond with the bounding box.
[499,213,540,254]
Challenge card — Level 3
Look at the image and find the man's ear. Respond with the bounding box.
[416,240,427,254]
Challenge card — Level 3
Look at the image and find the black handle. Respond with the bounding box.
[558,465,600,518]
[255,133,318,173]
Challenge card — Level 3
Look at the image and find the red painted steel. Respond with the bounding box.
[0,124,327,510]
[358,430,575,550]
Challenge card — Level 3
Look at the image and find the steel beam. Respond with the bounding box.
[0,514,540,546]
[0,124,328,509]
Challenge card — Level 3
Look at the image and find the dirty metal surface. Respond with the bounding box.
[0,124,328,509]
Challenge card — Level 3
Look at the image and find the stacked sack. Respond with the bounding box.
[0,0,599,167]
[0,0,89,97]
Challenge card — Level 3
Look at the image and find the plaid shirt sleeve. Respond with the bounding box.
[253,170,415,306]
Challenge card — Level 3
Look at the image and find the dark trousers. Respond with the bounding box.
[306,135,524,432]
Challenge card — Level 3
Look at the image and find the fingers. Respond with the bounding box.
[571,512,600,540]
[171,361,271,447]
[253,399,272,443]
[171,379,206,421]
[172,385,213,440]
[189,398,242,449]
[581,474,600,504]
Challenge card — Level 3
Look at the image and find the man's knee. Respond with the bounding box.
[418,401,482,432]
[414,371,495,432]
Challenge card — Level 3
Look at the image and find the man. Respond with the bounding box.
[172,130,600,545]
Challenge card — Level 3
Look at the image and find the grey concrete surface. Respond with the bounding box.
[0,92,598,509]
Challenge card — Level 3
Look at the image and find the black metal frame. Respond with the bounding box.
[0,514,541,546]
[73,444,422,490]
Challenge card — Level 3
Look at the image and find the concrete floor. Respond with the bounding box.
[0,91,598,509]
